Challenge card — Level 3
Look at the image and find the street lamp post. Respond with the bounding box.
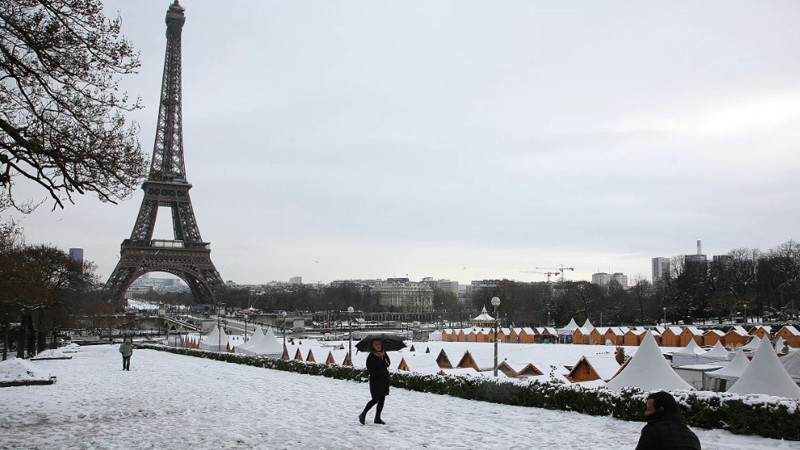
[491,296,501,377]
[217,303,224,352]
[281,311,287,358]
[348,306,354,364]
[663,307,666,325]
[743,303,748,324]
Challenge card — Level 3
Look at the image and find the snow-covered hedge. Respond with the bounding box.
[140,345,800,441]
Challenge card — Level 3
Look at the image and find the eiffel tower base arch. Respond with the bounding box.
[106,241,223,310]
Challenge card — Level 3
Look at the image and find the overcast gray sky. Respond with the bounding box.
[10,0,800,286]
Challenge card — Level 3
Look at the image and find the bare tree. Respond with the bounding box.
[629,275,652,324]
[0,0,147,212]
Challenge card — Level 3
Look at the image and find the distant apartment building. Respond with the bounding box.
[592,272,611,286]
[373,279,433,313]
[289,276,302,284]
[129,274,188,294]
[712,254,732,270]
[612,272,628,288]
[68,248,84,263]
[651,257,670,286]
[684,239,707,266]
[591,272,628,288]
[470,280,501,290]
[434,279,459,297]
[457,285,470,304]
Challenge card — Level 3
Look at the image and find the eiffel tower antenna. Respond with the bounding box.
[106,1,223,308]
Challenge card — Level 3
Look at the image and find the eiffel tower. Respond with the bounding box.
[106,1,223,308]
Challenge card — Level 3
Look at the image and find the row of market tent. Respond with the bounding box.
[441,315,800,349]
[181,324,800,399]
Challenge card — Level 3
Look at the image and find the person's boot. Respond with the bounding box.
[358,412,366,425]
[374,418,385,425]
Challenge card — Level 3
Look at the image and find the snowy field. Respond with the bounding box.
[0,344,796,450]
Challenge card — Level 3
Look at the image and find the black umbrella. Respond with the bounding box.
[355,333,407,352]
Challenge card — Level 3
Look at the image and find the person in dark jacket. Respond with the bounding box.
[358,339,390,425]
[119,336,133,371]
[635,391,701,450]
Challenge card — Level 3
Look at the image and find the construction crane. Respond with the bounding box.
[535,265,574,282]
[520,270,560,283]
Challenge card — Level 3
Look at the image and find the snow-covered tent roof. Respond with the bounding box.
[471,306,495,322]
[707,349,750,381]
[242,327,283,355]
[582,319,594,332]
[200,325,229,352]
[780,350,800,383]
[728,337,800,399]
[559,318,580,334]
[672,338,729,367]
[605,330,693,392]
[235,326,264,352]
[740,336,761,351]
[675,338,706,355]
[428,330,443,341]
[705,341,730,359]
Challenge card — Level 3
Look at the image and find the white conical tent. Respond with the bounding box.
[560,318,579,331]
[775,337,788,353]
[582,318,594,332]
[705,341,730,359]
[605,331,693,391]
[236,326,264,353]
[200,325,229,352]
[727,337,800,399]
[676,338,705,355]
[241,327,283,355]
[780,350,800,383]
[740,336,761,351]
[708,349,750,381]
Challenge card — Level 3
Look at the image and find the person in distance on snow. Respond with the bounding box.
[635,391,701,450]
[119,336,133,371]
[358,339,390,425]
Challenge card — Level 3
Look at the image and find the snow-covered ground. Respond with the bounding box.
[0,345,796,449]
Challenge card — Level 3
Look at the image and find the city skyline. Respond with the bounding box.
[8,0,800,286]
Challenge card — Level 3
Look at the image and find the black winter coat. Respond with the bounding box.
[366,352,390,398]
[635,411,701,450]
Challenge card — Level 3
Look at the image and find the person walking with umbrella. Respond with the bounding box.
[359,339,391,425]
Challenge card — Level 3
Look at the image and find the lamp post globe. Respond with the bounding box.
[491,297,500,377]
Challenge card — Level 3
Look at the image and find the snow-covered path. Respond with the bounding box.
[0,345,794,449]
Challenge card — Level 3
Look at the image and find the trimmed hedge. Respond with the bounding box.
[139,345,799,441]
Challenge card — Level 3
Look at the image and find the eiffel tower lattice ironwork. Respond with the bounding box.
[106,1,223,308]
